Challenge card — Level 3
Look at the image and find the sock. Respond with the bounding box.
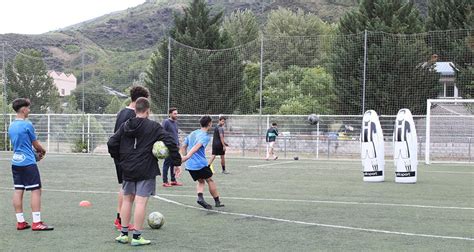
[121,227,129,236]
[214,196,220,203]
[32,212,41,223]
[133,230,142,240]
[197,193,204,201]
[222,165,226,171]
[116,213,121,219]
[16,213,25,223]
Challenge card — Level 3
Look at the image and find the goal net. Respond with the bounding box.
[425,99,474,163]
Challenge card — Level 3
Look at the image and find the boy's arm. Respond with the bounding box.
[182,143,202,162]
[265,129,269,142]
[32,140,46,156]
[219,129,227,148]
[107,125,123,159]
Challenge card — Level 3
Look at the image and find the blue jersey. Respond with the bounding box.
[8,119,37,166]
[184,129,210,170]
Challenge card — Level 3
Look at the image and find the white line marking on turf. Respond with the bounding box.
[248,161,295,168]
[1,187,472,211]
[3,187,468,211]
[153,195,474,241]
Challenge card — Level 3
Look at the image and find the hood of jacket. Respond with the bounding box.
[123,117,145,138]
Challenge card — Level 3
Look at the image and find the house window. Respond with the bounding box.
[446,85,454,97]
[61,89,65,95]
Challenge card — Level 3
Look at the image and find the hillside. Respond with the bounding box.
[0,0,428,92]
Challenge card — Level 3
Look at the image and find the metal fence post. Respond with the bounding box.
[242,135,245,157]
[327,139,331,159]
[87,114,90,153]
[47,114,50,152]
[469,137,472,163]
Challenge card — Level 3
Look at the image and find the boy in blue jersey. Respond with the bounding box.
[181,116,224,209]
[8,98,53,231]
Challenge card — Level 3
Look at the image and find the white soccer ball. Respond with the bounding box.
[152,141,169,159]
[148,211,164,229]
[308,114,320,125]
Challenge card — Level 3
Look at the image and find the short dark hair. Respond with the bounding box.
[12,98,31,112]
[200,115,212,127]
[272,122,277,126]
[135,97,150,113]
[168,107,177,114]
[130,85,150,102]
[219,115,226,121]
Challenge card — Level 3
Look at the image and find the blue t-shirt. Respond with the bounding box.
[184,129,210,170]
[8,119,37,166]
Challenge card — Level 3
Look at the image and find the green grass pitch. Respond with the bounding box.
[0,153,472,251]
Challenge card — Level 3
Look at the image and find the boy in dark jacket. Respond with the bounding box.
[107,97,182,246]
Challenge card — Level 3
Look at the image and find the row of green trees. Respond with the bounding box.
[145,0,472,115]
[2,0,472,115]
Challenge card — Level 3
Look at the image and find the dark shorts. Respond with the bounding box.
[188,166,213,181]
[122,179,156,197]
[212,144,225,155]
[114,159,123,184]
[12,164,42,191]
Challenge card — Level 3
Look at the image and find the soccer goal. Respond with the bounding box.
[425,99,474,164]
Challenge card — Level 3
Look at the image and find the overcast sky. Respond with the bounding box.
[0,0,146,34]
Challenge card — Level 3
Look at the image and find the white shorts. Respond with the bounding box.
[268,142,275,148]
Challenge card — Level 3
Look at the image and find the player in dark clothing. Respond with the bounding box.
[161,107,183,187]
[265,122,279,160]
[113,85,149,231]
[209,116,229,174]
[108,97,181,246]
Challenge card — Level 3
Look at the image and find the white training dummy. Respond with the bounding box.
[393,109,418,183]
[361,110,384,182]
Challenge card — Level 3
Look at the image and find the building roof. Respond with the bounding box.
[434,62,458,76]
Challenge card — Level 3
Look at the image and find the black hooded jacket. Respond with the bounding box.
[107,117,182,182]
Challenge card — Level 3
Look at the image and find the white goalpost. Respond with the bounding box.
[425,99,474,164]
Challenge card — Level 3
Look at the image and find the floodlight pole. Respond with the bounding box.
[81,49,85,113]
[167,37,171,113]
[2,42,7,150]
[259,35,264,156]
[361,29,367,115]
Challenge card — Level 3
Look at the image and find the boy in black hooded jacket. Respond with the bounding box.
[108,97,182,246]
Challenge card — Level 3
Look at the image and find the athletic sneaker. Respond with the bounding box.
[197,200,213,209]
[215,202,225,207]
[170,181,183,186]
[273,156,278,160]
[131,237,151,246]
[162,182,172,187]
[115,234,130,244]
[222,170,230,174]
[17,221,31,230]
[32,222,54,231]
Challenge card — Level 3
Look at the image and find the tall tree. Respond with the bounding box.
[5,49,60,113]
[425,0,473,98]
[330,0,439,115]
[222,9,259,46]
[264,8,333,71]
[145,0,241,114]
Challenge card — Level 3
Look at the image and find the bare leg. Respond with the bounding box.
[206,178,219,198]
[220,155,225,170]
[120,194,134,230]
[133,196,149,231]
[117,187,123,214]
[30,189,41,212]
[13,189,24,213]
[197,179,205,194]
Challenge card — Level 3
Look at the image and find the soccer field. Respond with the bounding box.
[0,153,472,251]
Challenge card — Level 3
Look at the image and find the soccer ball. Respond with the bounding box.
[308,114,320,125]
[152,141,169,159]
[148,211,164,229]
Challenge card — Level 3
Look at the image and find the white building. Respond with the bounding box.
[48,70,77,97]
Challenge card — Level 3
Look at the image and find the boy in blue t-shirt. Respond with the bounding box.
[8,98,53,231]
[181,116,224,209]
